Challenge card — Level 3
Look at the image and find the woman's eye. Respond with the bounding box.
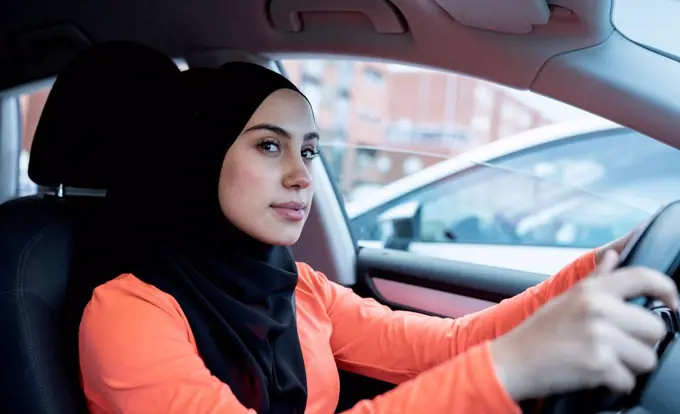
[258,141,281,153]
[302,148,320,160]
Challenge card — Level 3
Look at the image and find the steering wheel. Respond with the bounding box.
[538,200,680,414]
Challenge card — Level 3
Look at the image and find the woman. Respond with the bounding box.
[79,63,677,414]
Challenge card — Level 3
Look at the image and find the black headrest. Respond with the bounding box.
[28,41,180,190]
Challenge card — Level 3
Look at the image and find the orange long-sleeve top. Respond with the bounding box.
[78,250,596,414]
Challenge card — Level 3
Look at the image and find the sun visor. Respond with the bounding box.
[269,0,407,34]
[433,0,551,34]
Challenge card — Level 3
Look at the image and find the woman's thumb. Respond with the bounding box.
[593,249,620,276]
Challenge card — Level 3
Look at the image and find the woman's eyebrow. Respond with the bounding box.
[244,123,320,141]
[304,132,320,141]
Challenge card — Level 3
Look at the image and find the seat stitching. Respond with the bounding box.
[16,224,59,414]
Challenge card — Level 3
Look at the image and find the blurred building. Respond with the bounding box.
[20,88,49,153]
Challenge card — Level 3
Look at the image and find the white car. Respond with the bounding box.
[346,118,680,275]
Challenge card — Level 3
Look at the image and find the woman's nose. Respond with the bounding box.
[283,163,312,189]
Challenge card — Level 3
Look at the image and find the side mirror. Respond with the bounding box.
[377,201,421,251]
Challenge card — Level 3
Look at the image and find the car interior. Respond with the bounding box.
[1,0,680,413]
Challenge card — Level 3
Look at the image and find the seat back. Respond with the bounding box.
[0,195,107,413]
[0,42,179,414]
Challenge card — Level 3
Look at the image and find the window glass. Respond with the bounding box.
[411,130,679,248]
[17,87,50,196]
[281,59,680,274]
[613,0,680,60]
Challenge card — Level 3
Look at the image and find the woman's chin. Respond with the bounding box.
[258,227,302,246]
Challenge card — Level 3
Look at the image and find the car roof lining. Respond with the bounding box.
[1,0,613,88]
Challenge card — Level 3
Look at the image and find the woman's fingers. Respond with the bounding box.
[596,296,667,345]
[591,266,678,310]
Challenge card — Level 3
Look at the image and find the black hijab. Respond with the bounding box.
[106,62,309,413]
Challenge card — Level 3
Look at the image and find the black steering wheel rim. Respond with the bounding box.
[538,200,680,414]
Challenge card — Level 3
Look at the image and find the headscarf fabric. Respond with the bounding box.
[106,62,310,413]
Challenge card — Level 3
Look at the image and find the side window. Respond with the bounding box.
[417,166,541,245]
[280,59,680,273]
[17,87,50,196]
[414,130,680,249]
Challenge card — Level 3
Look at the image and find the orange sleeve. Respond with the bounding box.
[78,275,255,414]
[80,275,517,414]
[301,249,597,386]
[449,248,598,351]
[339,342,519,414]
[78,251,597,414]
[287,250,596,413]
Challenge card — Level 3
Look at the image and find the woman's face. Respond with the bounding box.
[218,89,319,245]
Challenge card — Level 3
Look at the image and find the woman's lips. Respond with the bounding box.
[271,202,306,222]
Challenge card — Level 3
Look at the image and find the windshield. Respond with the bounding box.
[613,0,680,60]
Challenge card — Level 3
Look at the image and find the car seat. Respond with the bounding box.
[0,41,179,414]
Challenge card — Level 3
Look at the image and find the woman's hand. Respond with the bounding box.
[490,250,678,401]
